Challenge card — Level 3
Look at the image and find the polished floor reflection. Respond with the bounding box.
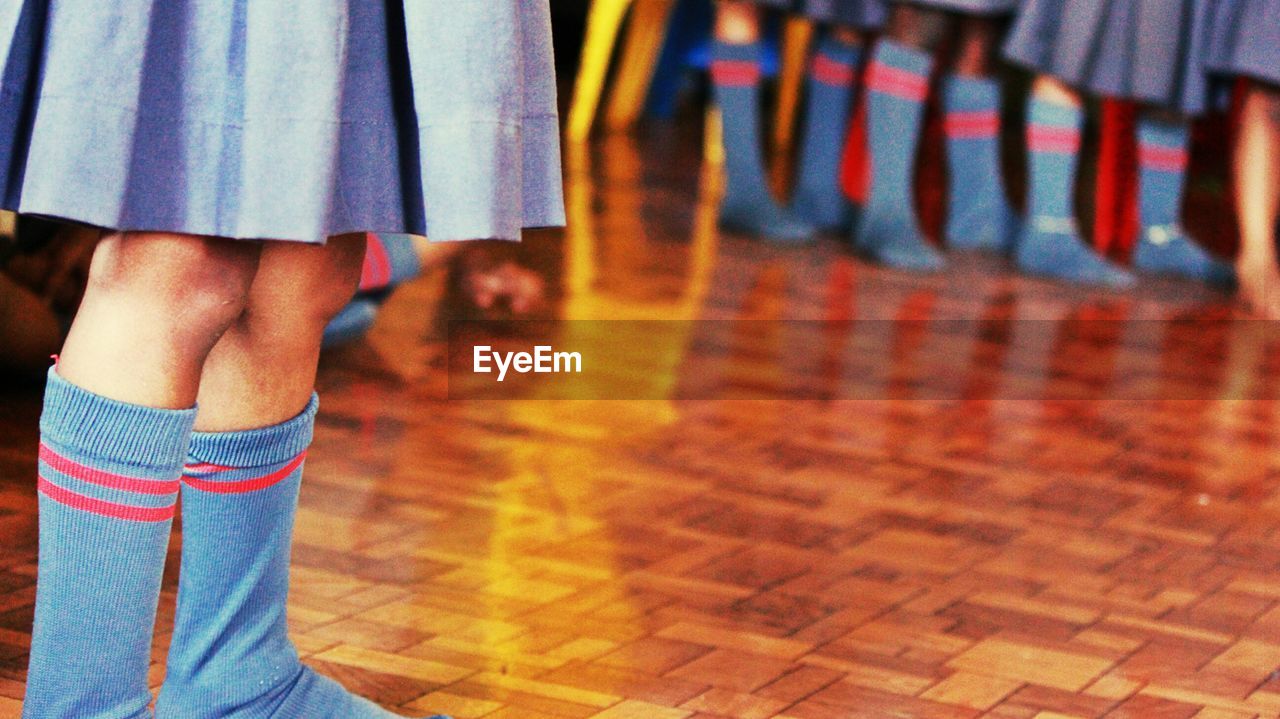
[1,127,1278,718]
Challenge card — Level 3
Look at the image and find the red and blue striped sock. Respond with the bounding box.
[24,369,196,719]
[1131,117,1233,285]
[853,40,944,271]
[942,75,1016,252]
[711,40,815,243]
[791,33,862,231]
[156,395,448,718]
[1016,96,1133,287]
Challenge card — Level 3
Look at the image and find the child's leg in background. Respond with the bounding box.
[157,234,444,718]
[791,25,865,230]
[942,14,1016,251]
[1017,76,1134,287]
[853,3,948,270]
[713,1,815,242]
[1234,81,1280,318]
[1129,110,1234,285]
[23,233,261,719]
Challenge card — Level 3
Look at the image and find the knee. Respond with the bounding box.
[84,233,260,338]
[238,233,366,343]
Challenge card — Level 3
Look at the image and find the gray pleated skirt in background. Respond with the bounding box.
[753,0,888,30]
[890,0,1019,16]
[1207,0,1280,86]
[0,1,565,244]
[1004,0,1215,115]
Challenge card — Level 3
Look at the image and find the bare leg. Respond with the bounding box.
[1033,75,1083,108]
[1234,81,1280,318]
[952,15,1005,78]
[715,0,762,44]
[57,232,261,407]
[195,233,366,430]
[886,3,953,53]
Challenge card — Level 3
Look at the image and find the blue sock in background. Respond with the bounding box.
[156,396,448,719]
[712,40,814,243]
[24,369,195,719]
[1017,96,1133,287]
[942,75,1016,251]
[1132,116,1234,285]
[790,33,861,231]
[853,40,944,271]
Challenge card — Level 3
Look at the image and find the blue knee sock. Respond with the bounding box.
[942,75,1016,252]
[853,40,944,271]
[156,396,448,719]
[712,41,814,243]
[1016,96,1133,287]
[790,33,861,231]
[24,369,195,719]
[1132,117,1234,285]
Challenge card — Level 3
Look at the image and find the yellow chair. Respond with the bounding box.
[566,0,678,144]
[772,17,814,153]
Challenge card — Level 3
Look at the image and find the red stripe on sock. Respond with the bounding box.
[1138,144,1189,173]
[38,477,176,522]
[865,62,928,101]
[711,60,760,86]
[38,444,180,495]
[944,111,999,138]
[811,54,856,86]
[359,233,392,291]
[1027,125,1081,154]
[182,451,307,494]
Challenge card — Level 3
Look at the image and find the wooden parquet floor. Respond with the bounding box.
[2,129,1280,718]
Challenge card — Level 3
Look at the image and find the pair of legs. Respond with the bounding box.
[711,1,867,241]
[60,231,362,425]
[854,2,1015,270]
[1018,76,1233,288]
[24,230,445,717]
[1234,80,1280,318]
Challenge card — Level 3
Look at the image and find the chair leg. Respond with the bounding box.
[568,0,636,144]
[604,0,678,132]
[772,17,815,154]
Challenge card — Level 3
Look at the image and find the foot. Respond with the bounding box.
[1236,253,1280,319]
[269,667,451,719]
[947,195,1019,254]
[1015,216,1135,288]
[1132,225,1235,287]
[790,186,854,233]
[720,198,816,244]
[853,205,946,272]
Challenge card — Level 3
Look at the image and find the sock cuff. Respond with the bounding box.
[359,233,422,292]
[873,40,932,76]
[815,35,861,67]
[40,368,196,469]
[187,394,319,469]
[1027,96,1082,129]
[711,41,762,86]
[1136,118,1189,150]
[866,40,931,100]
[943,75,1000,111]
[1137,119,1190,171]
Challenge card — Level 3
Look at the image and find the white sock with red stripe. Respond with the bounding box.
[157,395,448,719]
[24,369,196,719]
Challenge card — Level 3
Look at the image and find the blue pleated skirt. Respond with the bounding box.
[1206,0,1280,86]
[754,0,887,30]
[890,0,1018,15]
[0,1,565,243]
[1004,0,1215,115]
